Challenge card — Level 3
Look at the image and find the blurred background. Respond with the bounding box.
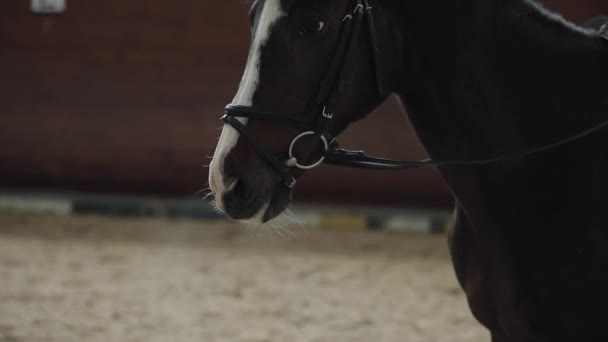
[1,0,606,207]
[0,1,606,341]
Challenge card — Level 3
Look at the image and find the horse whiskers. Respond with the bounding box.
[283,207,303,228]
[246,221,277,240]
[196,187,217,202]
[203,191,215,201]
[271,222,295,238]
[210,200,224,215]
[194,186,212,196]
[272,224,287,239]
[263,209,299,238]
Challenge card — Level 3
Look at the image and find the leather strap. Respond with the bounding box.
[324,116,608,170]
[363,0,385,96]
[316,1,366,138]
[225,105,313,128]
[222,115,297,187]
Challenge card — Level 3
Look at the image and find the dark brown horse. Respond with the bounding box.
[209,0,608,340]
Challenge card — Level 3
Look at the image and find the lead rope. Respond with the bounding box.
[306,0,360,115]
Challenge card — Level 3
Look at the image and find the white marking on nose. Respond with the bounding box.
[209,0,285,213]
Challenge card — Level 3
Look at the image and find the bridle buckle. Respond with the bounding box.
[284,176,297,188]
[322,106,334,119]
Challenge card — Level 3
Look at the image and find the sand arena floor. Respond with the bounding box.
[0,213,488,342]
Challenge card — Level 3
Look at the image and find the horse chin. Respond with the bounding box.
[260,185,291,223]
[236,202,270,226]
[223,182,291,226]
[234,202,289,226]
[261,199,289,223]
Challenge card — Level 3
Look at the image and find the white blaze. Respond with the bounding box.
[209,0,285,210]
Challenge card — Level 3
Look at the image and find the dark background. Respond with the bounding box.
[1,0,606,208]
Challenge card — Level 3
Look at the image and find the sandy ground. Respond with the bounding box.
[0,212,488,342]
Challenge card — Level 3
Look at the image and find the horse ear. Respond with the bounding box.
[583,15,608,40]
[583,15,608,32]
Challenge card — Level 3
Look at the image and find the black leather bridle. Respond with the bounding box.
[223,0,383,188]
[222,0,608,188]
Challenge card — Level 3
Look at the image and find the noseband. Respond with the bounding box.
[222,1,608,189]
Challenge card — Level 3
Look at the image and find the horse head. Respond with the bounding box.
[209,0,399,223]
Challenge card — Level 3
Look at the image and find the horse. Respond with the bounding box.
[208,0,608,340]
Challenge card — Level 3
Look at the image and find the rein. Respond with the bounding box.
[222,1,608,188]
[324,116,608,169]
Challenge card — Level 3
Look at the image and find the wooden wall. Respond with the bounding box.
[0,0,605,208]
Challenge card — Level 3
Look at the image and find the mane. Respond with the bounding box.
[523,0,597,36]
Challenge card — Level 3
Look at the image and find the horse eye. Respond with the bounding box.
[299,20,325,35]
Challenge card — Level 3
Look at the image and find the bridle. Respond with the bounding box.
[223,0,383,188]
[222,0,608,188]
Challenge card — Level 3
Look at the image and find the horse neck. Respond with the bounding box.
[390,0,608,208]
